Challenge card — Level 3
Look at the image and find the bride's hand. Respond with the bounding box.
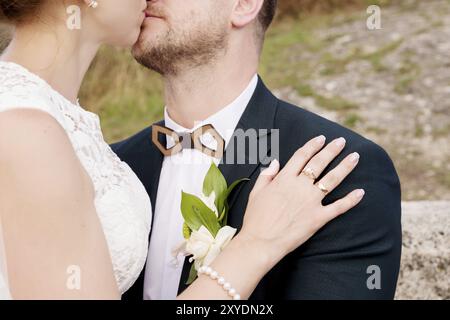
[239,135,364,267]
[178,135,364,300]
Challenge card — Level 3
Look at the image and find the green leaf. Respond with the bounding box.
[221,178,249,215]
[226,178,250,199]
[181,191,221,236]
[221,201,230,226]
[203,162,227,214]
[218,178,249,226]
[216,177,249,219]
[218,206,227,225]
[186,264,198,285]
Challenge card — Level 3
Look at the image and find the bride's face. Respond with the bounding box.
[86,0,147,47]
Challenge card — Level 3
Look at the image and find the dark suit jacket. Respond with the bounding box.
[112,77,402,300]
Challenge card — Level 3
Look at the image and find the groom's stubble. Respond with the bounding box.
[132,5,229,76]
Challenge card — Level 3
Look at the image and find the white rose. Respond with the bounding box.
[185,225,237,271]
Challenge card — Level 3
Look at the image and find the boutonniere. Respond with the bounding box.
[174,162,249,285]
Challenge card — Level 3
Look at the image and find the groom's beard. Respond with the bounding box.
[132,16,229,76]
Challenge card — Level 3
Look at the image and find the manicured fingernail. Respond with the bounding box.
[269,159,280,169]
[262,159,280,176]
[316,135,326,144]
[335,137,346,147]
[356,189,365,198]
[350,152,360,163]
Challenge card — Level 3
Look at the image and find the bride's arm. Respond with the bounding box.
[178,136,364,300]
[177,234,274,300]
[0,109,119,300]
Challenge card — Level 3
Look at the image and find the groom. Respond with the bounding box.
[112,0,402,299]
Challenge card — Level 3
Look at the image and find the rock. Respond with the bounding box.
[423,77,434,87]
[395,201,450,299]
[335,34,353,45]
[325,81,337,92]
[390,33,403,42]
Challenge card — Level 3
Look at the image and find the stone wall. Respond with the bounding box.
[395,201,449,299]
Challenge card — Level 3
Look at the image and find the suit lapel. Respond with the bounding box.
[177,77,279,294]
[147,120,166,239]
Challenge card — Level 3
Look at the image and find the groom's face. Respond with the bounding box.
[132,0,231,75]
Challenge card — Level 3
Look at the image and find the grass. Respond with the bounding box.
[438,170,450,189]
[343,113,363,128]
[394,51,421,95]
[292,83,359,111]
[413,20,444,36]
[318,39,404,76]
[414,123,425,138]
[315,95,359,111]
[432,124,450,138]
[295,84,316,97]
[79,46,164,142]
[260,7,367,83]
[363,40,404,72]
[277,0,393,18]
[366,126,388,135]
[260,11,364,113]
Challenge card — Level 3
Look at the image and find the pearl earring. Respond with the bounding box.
[88,0,98,8]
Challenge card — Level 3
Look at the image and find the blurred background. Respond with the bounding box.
[1,0,449,299]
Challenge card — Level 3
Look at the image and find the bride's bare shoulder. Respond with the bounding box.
[0,108,118,299]
[0,108,70,156]
[0,108,92,197]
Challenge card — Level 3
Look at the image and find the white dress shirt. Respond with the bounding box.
[143,74,258,300]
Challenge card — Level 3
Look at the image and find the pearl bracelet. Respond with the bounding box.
[198,266,241,300]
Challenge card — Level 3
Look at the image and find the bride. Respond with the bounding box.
[0,0,365,300]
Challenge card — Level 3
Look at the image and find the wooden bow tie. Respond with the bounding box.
[152,124,225,159]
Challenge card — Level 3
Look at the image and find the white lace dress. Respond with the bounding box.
[0,61,152,296]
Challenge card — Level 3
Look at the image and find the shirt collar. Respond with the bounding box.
[164,74,258,150]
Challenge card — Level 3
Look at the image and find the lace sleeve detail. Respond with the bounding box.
[0,71,67,130]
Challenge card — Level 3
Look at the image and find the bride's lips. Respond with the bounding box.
[144,11,164,19]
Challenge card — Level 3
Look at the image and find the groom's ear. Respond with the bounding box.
[230,0,264,29]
